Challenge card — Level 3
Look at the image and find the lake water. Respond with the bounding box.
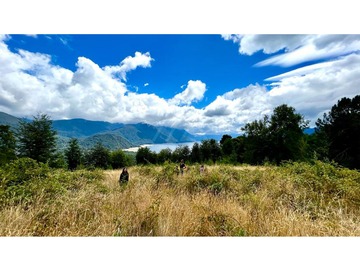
[124,141,198,153]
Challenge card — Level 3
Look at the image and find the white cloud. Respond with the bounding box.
[104,51,153,81]
[223,34,360,67]
[201,84,273,133]
[265,61,334,81]
[266,53,360,124]
[223,34,308,56]
[169,80,207,106]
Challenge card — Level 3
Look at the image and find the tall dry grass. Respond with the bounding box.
[1,161,360,236]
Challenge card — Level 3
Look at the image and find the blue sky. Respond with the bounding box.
[1,34,360,135]
[4,34,291,106]
[1,1,360,135]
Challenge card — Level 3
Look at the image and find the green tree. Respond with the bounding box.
[136,147,157,165]
[219,135,246,164]
[242,105,308,164]
[172,145,191,163]
[85,142,111,169]
[230,136,246,164]
[200,139,222,163]
[157,148,172,164]
[220,134,232,145]
[220,135,233,157]
[0,125,16,166]
[111,149,127,169]
[242,115,271,164]
[16,114,57,164]
[190,142,201,163]
[268,104,308,164]
[65,138,82,170]
[316,95,360,169]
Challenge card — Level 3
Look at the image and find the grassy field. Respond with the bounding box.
[1,159,360,236]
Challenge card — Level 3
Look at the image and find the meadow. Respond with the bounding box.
[1,159,360,236]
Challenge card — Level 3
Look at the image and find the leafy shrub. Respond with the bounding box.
[0,158,50,187]
[279,160,360,211]
[184,167,233,195]
[155,162,178,186]
[0,158,104,206]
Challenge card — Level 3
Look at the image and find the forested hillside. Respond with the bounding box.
[0,113,198,151]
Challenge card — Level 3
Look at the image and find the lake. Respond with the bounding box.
[124,141,199,153]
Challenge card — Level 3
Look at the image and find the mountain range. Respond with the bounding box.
[0,112,221,151]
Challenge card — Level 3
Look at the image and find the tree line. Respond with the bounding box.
[136,95,360,170]
[1,95,359,170]
[0,114,134,170]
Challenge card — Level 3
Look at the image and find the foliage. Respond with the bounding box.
[183,166,232,195]
[269,104,309,163]
[84,142,111,169]
[172,145,191,162]
[190,142,201,163]
[315,95,360,169]
[16,114,57,164]
[0,158,50,187]
[65,138,82,170]
[136,147,157,165]
[242,105,308,165]
[110,149,128,169]
[0,157,103,207]
[199,139,222,163]
[0,125,16,166]
[157,148,172,164]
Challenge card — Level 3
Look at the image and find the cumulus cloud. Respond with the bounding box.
[0,38,140,121]
[169,80,207,106]
[104,51,153,81]
[201,84,273,133]
[0,38,210,134]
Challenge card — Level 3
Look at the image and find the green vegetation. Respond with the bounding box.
[0,125,16,166]
[65,138,82,170]
[314,95,360,169]
[16,114,57,164]
[1,159,360,236]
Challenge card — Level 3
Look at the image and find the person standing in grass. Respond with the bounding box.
[119,167,129,185]
[200,164,205,174]
[179,159,186,175]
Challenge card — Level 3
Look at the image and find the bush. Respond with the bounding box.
[0,158,104,206]
[0,158,50,187]
[184,167,233,195]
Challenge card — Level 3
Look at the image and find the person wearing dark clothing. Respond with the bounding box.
[119,167,129,185]
[200,164,205,174]
[179,159,186,175]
